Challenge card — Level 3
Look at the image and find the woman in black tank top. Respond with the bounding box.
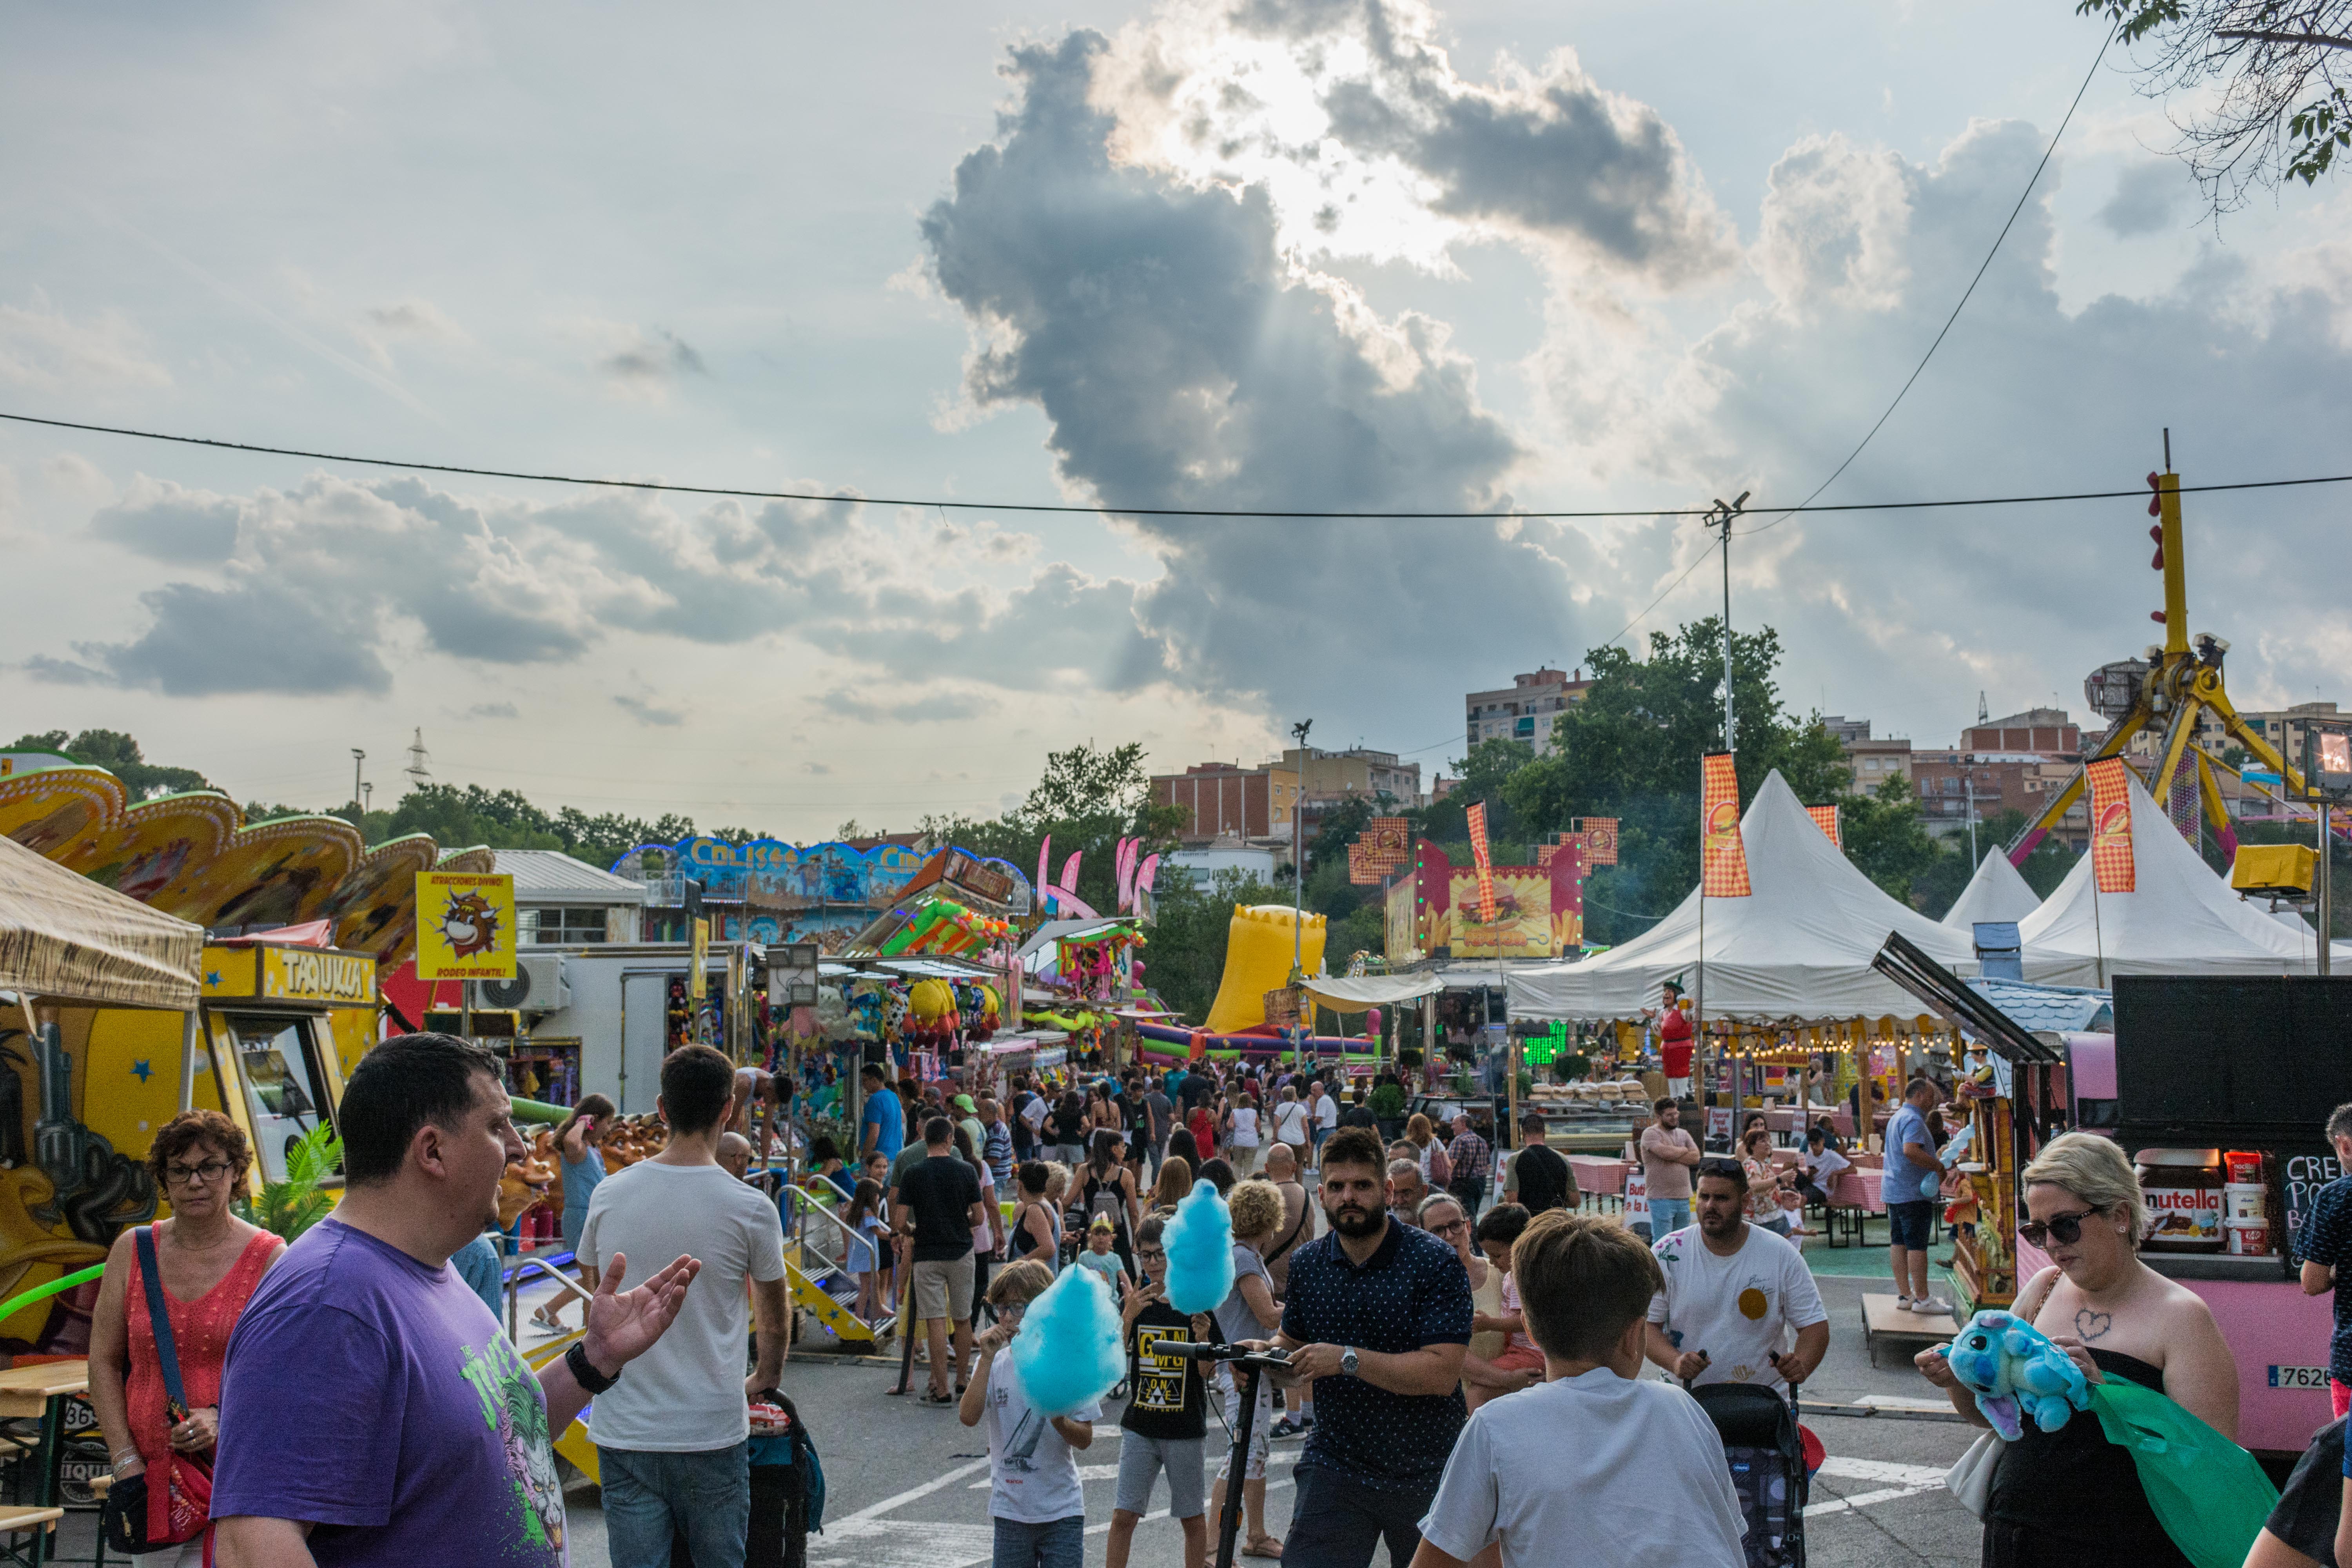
[1912,1133,2240,1568]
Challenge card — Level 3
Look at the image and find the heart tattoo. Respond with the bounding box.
[2074,1308,2114,1342]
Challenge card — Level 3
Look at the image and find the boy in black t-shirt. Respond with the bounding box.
[1108,1214,1211,1568]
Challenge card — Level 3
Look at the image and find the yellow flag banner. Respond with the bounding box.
[2087,757,2137,894]
[1701,753,1752,897]
[690,916,710,999]
[1466,800,1498,923]
[414,871,517,980]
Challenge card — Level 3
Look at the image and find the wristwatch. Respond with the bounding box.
[566,1340,621,1395]
[1339,1346,1359,1376]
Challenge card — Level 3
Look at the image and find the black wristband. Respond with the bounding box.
[566,1339,621,1395]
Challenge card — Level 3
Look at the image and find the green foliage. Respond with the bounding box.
[920,740,1187,921]
[1369,1082,1407,1120]
[2074,0,2183,44]
[375,782,695,868]
[1843,775,1949,907]
[2287,86,2352,184]
[4,728,212,801]
[232,1125,343,1243]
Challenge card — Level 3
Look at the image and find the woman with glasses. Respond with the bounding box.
[1418,1192,1529,1415]
[88,1110,285,1567]
[1914,1131,2237,1568]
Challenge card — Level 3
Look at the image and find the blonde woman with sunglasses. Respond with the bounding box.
[1914,1131,2236,1567]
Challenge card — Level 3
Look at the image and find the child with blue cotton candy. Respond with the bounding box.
[961,1258,1120,1568]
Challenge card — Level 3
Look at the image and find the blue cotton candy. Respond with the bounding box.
[1010,1263,1124,1417]
[1163,1180,1236,1317]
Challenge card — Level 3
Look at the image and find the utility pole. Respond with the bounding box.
[1965,771,1978,866]
[405,728,432,788]
[350,748,366,811]
[1701,493,1750,751]
[1290,718,1312,1072]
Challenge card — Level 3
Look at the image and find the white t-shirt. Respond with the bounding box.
[1230,1107,1261,1148]
[579,1158,789,1449]
[1314,1092,1339,1131]
[985,1349,1103,1523]
[1805,1145,1852,1186]
[1272,1101,1309,1144]
[1417,1367,1745,1568]
[1645,1222,1827,1394]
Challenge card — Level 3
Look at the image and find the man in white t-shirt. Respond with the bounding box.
[1644,1160,1828,1399]
[1417,1209,1744,1568]
[579,1044,791,1568]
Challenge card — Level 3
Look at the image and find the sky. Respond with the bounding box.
[4,0,2348,841]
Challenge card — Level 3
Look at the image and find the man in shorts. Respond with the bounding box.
[1887,1078,1952,1314]
[892,1116,988,1403]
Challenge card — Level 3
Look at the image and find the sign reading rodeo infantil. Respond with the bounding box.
[414,871,518,981]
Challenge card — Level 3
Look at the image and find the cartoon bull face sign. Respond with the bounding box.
[414,871,517,979]
[442,891,501,957]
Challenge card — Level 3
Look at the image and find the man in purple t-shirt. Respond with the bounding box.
[212,1034,697,1567]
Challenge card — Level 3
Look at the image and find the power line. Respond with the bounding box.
[4,407,2346,521]
[1738,24,2117,540]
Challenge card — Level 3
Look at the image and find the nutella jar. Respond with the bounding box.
[2137,1147,2225,1252]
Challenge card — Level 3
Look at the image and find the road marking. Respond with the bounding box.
[811,1519,998,1568]
[1808,1484,1941,1516]
[835,1456,993,1525]
[1815,1457,1947,1487]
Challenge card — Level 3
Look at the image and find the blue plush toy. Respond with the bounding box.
[1938,1308,2091,1439]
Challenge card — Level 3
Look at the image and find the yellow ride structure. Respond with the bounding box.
[2011,464,2329,864]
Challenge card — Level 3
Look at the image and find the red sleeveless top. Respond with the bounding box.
[124,1229,280,1537]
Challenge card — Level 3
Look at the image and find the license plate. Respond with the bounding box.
[2269,1365,2331,1388]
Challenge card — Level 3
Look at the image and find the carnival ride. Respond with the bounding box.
[2012,463,2343,863]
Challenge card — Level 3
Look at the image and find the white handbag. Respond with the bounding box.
[1946,1430,2001,1519]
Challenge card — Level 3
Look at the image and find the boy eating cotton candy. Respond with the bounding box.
[961,1260,1102,1568]
[1414,1212,1747,1568]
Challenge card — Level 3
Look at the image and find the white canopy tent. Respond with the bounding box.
[1508,771,1980,1022]
[1940,849,2042,931]
[2018,768,2350,983]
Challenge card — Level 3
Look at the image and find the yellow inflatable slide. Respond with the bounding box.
[1203,904,1327,1034]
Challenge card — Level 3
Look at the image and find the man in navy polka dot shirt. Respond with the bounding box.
[1262,1126,1471,1567]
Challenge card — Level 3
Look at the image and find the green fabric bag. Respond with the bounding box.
[2085,1378,2279,1568]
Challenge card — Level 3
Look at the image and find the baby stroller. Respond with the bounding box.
[1690,1381,1809,1568]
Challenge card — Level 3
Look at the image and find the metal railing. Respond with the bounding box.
[780,1184,896,1341]
[503,1254,594,1343]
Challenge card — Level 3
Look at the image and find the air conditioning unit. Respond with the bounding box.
[479,953,571,1015]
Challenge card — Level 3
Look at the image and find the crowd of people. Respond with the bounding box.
[80,1032,2352,1568]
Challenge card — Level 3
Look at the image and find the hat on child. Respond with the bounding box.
[1088,1214,1116,1233]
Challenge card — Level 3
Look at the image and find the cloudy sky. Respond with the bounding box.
[4,0,2348,839]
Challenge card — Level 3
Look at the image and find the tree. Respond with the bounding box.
[2081,0,2352,211]
[1844,777,1951,908]
[5,728,212,801]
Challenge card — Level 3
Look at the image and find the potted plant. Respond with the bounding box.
[1369,1081,1408,1141]
[234,1124,342,1243]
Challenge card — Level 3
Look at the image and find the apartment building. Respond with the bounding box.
[1823,716,1914,789]
[1150,761,1300,843]
[1465,668,1593,756]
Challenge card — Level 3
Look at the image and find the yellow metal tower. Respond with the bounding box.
[2011,464,2319,862]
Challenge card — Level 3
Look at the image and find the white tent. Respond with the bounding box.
[1508,771,1979,1022]
[1940,849,2042,931]
[2018,768,2348,983]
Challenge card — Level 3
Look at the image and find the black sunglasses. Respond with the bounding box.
[2016,1207,2102,1247]
[1698,1158,1745,1180]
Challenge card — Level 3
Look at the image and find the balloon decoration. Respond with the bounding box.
[1011,1266,1125,1416]
[1162,1181,1236,1316]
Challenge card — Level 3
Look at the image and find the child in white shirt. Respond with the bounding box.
[1416,1212,1747,1568]
[960,1259,1103,1568]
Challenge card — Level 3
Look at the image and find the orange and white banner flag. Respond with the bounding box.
[2087,757,2137,893]
[1807,804,1841,847]
[1701,753,1752,897]
[1466,800,1498,923]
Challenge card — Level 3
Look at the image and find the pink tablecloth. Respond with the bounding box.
[1828,1169,1886,1214]
[1568,1156,1627,1196]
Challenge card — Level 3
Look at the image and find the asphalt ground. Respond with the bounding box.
[544,1267,1986,1568]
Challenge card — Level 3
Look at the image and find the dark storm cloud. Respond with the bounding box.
[67,580,395,696]
[2098,161,2186,238]
[921,34,1601,724]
